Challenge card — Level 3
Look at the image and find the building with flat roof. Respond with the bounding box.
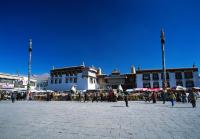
[136,67,199,89]
[0,73,37,90]
[97,69,136,91]
[47,65,199,92]
[47,65,98,91]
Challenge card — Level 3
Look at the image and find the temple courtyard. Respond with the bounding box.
[0,100,200,139]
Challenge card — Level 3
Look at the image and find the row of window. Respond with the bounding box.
[90,77,96,84]
[143,72,193,80]
[52,73,78,77]
[143,80,194,88]
[0,79,16,84]
[37,82,48,88]
[143,82,170,88]
[51,77,96,84]
[51,78,77,84]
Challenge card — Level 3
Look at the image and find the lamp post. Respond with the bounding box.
[27,39,32,100]
[160,28,167,91]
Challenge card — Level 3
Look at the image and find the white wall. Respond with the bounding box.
[136,71,200,88]
[169,72,176,88]
[47,70,98,91]
[192,71,199,87]
[136,74,143,88]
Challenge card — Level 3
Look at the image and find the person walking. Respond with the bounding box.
[46,92,50,101]
[181,92,187,103]
[11,92,16,103]
[151,92,157,103]
[188,91,197,108]
[161,91,166,104]
[144,91,150,102]
[100,92,103,102]
[169,92,176,107]
[84,92,87,102]
[124,92,129,107]
[92,93,95,103]
[96,92,99,102]
[78,92,81,102]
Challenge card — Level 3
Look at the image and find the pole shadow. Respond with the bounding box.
[168,106,193,108]
[111,106,126,107]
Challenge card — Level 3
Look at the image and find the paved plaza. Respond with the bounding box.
[0,100,200,139]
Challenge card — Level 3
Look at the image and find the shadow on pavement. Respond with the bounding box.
[154,105,169,107]
[168,106,193,108]
[111,106,126,107]
[133,101,153,104]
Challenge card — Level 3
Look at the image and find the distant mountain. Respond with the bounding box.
[32,73,49,81]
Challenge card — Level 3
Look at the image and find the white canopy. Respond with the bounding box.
[46,90,54,93]
[118,84,123,92]
[174,86,186,91]
[70,85,76,93]
[126,89,133,92]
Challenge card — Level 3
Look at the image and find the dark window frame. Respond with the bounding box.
[143,82,151,88]
[176,80,183,86]
[184,72,193,79]
[143,73,151,80]
[175,72,182,79]
[59,78,62,84]
[152,73,159,80]
[153,82,159,88]
[161,72,170,79]
[74,78,77,83]
[65,78,68,83]
[186,80,194,88]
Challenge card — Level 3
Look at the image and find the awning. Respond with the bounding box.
[70,85,76,93]
[117,85,123,92]
[172,86,186,91]
[192,87,200,90]
[147,88,162,92]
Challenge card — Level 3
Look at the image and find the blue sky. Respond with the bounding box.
[0,0,200,75]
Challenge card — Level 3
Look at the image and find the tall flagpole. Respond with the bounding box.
[160,28,167,90]
[27,39,32,100]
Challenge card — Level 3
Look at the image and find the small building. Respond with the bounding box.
[0,73,37,90]
[105,69,127,89]
[47,65,98,91]
[97,67,136,91]
[0,73,19,89]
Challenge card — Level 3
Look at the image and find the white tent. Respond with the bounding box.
[46,90,54,93]
[118,84,123,92]
[126,89,133,92]
[70,85,76,93]
[36,90,46,93]
[174,86,186,91]
[30,89,40,93]
[192,87,200,90]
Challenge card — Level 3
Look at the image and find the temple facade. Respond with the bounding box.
[47,65,98,91]
[47,65,200,92]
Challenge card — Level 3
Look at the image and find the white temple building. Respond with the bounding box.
[47,65,99,91]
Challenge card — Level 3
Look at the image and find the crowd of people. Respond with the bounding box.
[0,91,27,102]
[143,89,198,108]
[0,89,199,108]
